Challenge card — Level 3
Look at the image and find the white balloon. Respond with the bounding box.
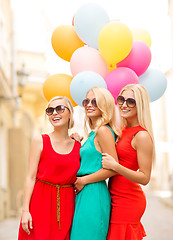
[74,3,110,49]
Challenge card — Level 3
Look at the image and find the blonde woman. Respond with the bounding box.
[102,84,155,240]
[70,87,120,240]
[18,96,81,240]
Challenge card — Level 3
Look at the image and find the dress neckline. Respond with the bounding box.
[89,131,95,135]
[125,125,140,129]
[46,134,76,155]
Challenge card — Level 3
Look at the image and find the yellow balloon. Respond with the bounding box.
[132,28,152,47]
[51,25,84,62]
[98,22,133,65]
[43,74,77,106]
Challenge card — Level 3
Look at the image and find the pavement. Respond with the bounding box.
[142,191,173,240]
[0,217,19,240]
[0,190,173,240]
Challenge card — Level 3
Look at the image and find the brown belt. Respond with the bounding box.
[37,178,73,230]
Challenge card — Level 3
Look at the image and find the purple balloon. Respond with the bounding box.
[105,67,139,103]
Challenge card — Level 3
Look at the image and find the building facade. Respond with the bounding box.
[0,0,48,221]
[0,0,15,221]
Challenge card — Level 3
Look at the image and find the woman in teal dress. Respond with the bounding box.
[70,87,120,240]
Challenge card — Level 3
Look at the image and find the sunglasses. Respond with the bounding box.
[117,95,136,108]
[82,98,97,107]
[45,105,70,116]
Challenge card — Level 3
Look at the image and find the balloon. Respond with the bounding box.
[70,71,107,106]
[51,25,84,62]
[117,41,151,76]
[139,69,167,102]
[70,46,108,78]
[74,3,110,49]
[72,15,75,26]
[105,67,139,104]
[98,22,133,66]
[43,74,77,106]
[132,28,152,47]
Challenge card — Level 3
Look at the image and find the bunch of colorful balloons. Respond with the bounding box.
[43,3,167,106]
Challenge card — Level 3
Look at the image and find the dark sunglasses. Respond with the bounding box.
[117,95,136,108]
[45,105,70,116]
[82,98,97,107]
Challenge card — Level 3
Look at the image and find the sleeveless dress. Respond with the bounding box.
[70,127,115,240]
[18,134,81,240]
[107,126,147,240]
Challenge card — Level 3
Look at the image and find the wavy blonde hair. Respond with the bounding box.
[119,84,155,159]
[84,87,121,139]
[47,96,74,129]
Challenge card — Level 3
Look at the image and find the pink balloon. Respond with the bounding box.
[70,46,108,78]
[105,67,139,103]
[117,40,151,76]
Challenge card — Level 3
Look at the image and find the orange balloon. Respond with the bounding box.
[51,25,84,62]
[43,74,77,106]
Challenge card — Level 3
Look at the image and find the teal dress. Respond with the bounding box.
[70,127,115,240]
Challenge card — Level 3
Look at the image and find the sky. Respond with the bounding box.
[11,0,172,77]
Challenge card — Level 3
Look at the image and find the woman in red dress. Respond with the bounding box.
[102,84,155,240]
[18,96,80,240]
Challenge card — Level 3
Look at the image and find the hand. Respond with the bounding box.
[102,153,118,171]
[70,133,83,143]
[74,177,86,194]
[21,211,33,235]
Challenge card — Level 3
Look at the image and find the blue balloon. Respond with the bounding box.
[74,3,110,49]
[139,69,167,102]
[70,71,107,106]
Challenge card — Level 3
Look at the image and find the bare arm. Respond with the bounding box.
[75,126,118,193]
[102,131,153,185]
[21,135,42,235]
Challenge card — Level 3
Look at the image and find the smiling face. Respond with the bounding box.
[47,99,71,129]
[84,90,102,121]
[118,90,139,126]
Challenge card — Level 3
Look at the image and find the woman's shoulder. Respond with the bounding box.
[134,129,152,145]
[32,134,43,144]
[30,135,43,152]
[96,125,115,139]
[133,130,153,153]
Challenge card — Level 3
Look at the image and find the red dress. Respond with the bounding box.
[107,126,147,240]
[18,134,81,240]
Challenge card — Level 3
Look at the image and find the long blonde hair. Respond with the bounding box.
[119,84,155,159]
[47,96,74,129]
[84,87,121,139]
